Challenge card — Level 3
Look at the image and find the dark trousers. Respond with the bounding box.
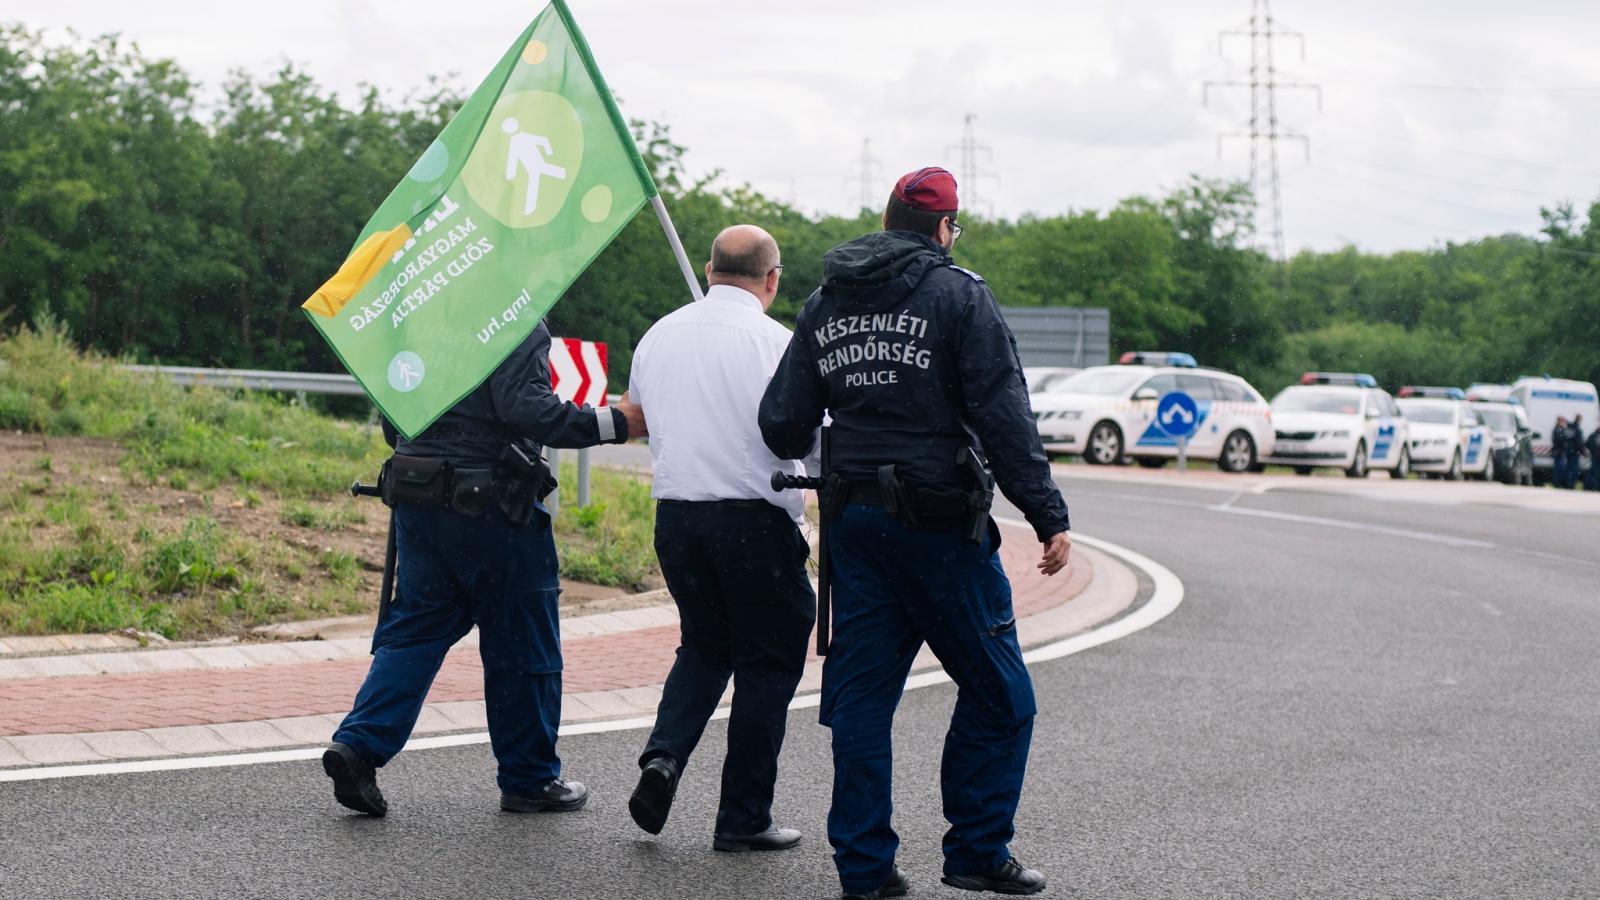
[822,504,1036,896]
[1553,451,1575,488]
[641,500,815,835]
[333,504,564,795]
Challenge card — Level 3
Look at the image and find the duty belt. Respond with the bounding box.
[840,475,968,531]
[375,450,554,525]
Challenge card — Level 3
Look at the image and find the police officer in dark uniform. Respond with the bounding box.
[1584,421,1600,491]
[759,167,1072,899]
[321,320,644,817]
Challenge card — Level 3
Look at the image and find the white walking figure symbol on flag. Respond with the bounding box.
[396,361,420,389]
[502,116,568,215]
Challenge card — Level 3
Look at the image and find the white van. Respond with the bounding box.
[1508,376,1600,484]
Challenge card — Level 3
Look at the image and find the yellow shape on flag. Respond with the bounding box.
[301,224,414,317]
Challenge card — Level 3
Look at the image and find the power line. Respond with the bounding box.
[1318,151,1576,200]
[1204,0,1320,265]
[1450,148,1600,180]
[1309,159,1546,224]
[1288,182,1488,240]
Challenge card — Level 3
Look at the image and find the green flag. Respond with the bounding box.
[302,0,657,439]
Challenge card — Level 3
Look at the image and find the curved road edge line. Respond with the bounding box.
[0,529,1183,783]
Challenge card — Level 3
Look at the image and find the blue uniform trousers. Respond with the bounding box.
[821,504,1037,895]
[1552,451,1571,488]
[333,503,565,795]
[640,500,815,835]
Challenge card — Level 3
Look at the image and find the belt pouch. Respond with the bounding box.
[385,455,451,508]
[450,467,497,517]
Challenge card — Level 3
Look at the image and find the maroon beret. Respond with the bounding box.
[893,166,959,212]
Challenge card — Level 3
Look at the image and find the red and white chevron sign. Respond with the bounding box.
[548,338,609,407]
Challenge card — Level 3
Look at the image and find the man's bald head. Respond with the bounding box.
[708,225,780,285]
[704,224,783,309]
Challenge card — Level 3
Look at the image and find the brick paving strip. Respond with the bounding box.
[0,524,1132,769]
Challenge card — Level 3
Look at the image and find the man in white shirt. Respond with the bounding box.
[624,225,814,854]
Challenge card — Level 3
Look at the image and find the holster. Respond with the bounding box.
[955,447,997,545]
[496,443,557,527]
[876,465,919,529]
[819,471,850,522]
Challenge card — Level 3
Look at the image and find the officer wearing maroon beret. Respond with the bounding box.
[760,168,1071,898]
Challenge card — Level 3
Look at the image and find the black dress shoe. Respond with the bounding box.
[322,742,387,817]
[628,756,680,835]
[711,824,802,852]
[941,857,1046,895]
[841,867,910,899]
[501,778,589,813]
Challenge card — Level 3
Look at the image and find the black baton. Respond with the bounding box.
[771,428,832,656]
[351,477,397,624]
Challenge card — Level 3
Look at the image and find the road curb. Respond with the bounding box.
[0,526,1148,779]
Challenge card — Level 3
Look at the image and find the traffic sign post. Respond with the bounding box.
[546,337,609,512]
[1156,391,1199,473]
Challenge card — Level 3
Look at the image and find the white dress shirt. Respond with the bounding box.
[629,284,812,521]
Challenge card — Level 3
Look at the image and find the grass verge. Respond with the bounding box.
[0,323,659,640]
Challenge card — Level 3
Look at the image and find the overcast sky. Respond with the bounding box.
[16,0,1600,253]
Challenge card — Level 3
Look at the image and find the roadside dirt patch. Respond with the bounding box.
[0,433,659,640]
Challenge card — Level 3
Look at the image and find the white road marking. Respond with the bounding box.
[0,530,1184,783]
[1069,487,1497,548]
[1211,504,1497,548]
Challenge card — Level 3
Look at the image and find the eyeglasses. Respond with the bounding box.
[948,221,963,244]
[770,264,784,274]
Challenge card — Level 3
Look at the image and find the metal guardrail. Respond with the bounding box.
[119,364,368,397]
[120,363,609,510]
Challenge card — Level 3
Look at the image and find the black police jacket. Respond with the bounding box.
[395,320,627,464]
[759,230,1070,541]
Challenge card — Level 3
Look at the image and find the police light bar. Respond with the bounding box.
[1119,351,1198,368]
[1300,372,1378,388]
[1398,386,1466,400]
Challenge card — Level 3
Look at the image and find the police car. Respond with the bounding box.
[1031,351,1274,472]
[1508,376,1600,485]
[1022,366,1080,396]
[1396,387,1494,481]
[1466,388,1534,486]
[1262,373,1410,478]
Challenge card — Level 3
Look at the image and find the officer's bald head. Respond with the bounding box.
[705,225,782,308]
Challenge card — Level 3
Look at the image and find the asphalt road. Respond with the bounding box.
[3,474,1598,899]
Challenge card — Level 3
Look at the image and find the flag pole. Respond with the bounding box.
[651,195,704,302]
[552,0,703,303]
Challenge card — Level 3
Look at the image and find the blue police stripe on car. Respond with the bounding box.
[1465,431,1484,464]
[1373,422,1395,460]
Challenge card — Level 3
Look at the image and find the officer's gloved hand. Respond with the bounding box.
[1038,532,1072,577]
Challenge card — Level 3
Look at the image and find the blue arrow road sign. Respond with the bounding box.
[1156,391,1199,439]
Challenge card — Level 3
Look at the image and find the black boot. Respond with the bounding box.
[942,857,1046,895]
[842,867,910,899]
[628,756,680,835]
[322,742,387,817]
[501,778,589,813]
